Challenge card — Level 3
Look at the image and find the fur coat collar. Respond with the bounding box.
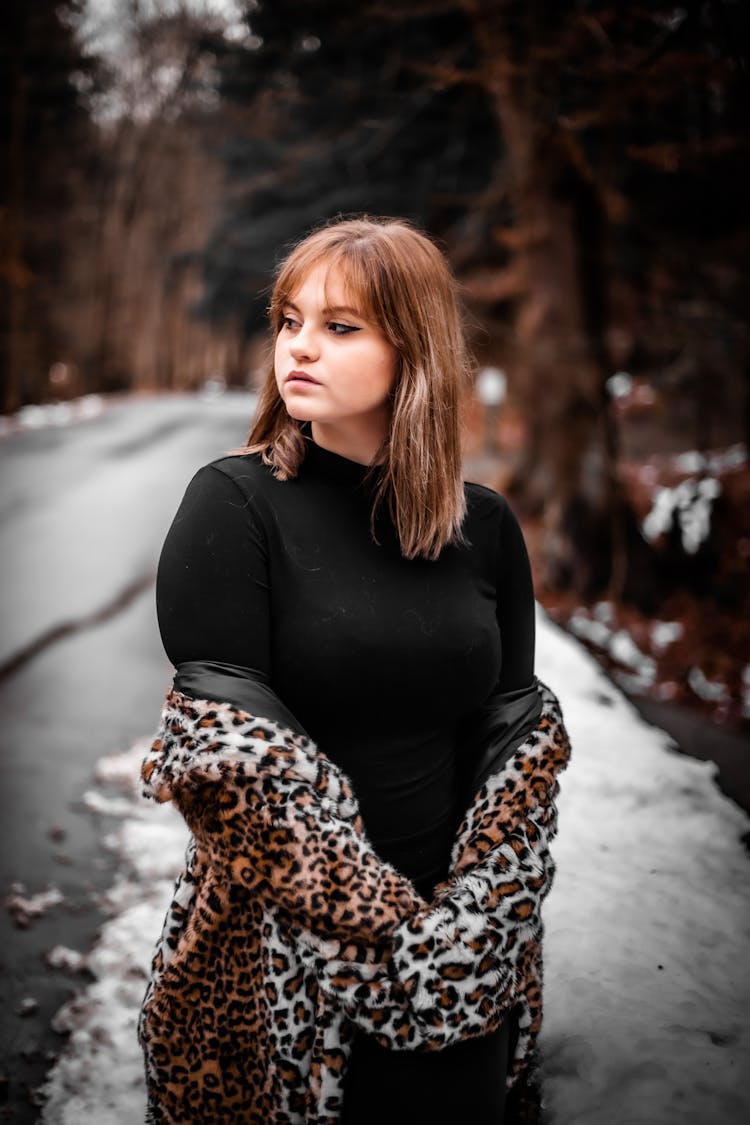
[138,676,570,1124]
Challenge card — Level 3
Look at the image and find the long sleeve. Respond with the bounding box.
[495,499,536,692]
[156,463,271,673]
[454,500,540,803]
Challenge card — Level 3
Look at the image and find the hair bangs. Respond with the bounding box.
[271,234,385,335]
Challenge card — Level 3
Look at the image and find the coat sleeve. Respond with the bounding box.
[143,688,424,948]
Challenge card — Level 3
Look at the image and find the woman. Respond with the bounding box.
[139,216,569,1124]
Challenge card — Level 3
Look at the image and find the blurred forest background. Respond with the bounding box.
[2,0,749,729]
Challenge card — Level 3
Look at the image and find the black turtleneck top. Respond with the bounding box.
[157,438,536,1122]
[156,438,536,897]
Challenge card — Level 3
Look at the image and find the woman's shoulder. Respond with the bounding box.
[191,451,280,497]
[176,453,282,521]
[205,451,272,484]
[463,479,512,522]
[461,481,528,557]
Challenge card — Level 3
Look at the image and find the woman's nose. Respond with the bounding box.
[290,324,319,361]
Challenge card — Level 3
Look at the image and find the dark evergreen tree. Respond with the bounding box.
[198,0,501,332]
[0,0,102,412]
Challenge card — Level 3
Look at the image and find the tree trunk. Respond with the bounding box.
[463,0,625,596]
[511,144,623,594]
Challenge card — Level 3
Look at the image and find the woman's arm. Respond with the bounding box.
[156,462,271,673]
[457,499,539,803]
[495,498,536,692]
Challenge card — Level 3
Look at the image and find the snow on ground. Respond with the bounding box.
[535,613,749,1124]
[0,395,106,438]
[39,611,750,1124]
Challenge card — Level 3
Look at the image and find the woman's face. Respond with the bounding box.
[274,262,398,462]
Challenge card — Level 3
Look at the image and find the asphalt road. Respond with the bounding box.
[0,392,256,1120]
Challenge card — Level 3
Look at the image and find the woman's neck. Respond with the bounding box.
[310,419,387,466]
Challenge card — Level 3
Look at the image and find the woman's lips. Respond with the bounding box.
[286,370,321,385]
[287,373,319,387]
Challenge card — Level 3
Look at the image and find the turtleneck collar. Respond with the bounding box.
[300,431,377,490]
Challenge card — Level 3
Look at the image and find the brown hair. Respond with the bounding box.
[242,216,473,560]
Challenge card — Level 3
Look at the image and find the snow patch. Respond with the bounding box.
[15,997,40,1018]
[81,790,144,819]
[642,476,722,554]
[674,450,707,474]
[568,611,612,648]
[608,629,657,682]
[606,371,633,398]
[708,443,746,473]
[9,396,105,435]
[568,610,656,688]
[44,946,89,975]
[687,666,730,704]
[650,620,684,653]
[4,884,65,929]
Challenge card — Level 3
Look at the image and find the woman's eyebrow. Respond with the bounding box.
[323,305,363,318]
[281,300,364,318]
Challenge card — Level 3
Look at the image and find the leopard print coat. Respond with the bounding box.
[138,679,570,1124]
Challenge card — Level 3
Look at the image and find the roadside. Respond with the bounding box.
[462,443,750,821]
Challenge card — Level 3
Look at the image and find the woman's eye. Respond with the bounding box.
[281,315,299,331]
[328,322,360,336]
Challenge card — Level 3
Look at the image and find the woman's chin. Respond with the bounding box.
[284,403,317,422]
